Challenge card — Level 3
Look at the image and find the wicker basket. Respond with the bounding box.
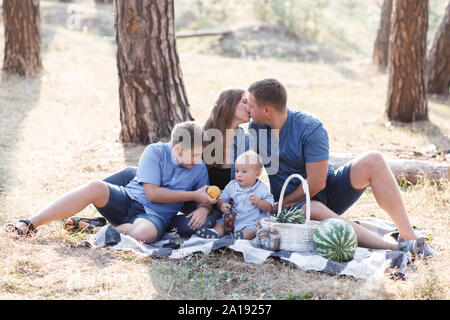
[258,174,316,252]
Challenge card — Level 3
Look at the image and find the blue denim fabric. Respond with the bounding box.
[95,182,166,241]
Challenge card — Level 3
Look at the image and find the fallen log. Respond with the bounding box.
[330,152,449,185]
[176,29,232,39]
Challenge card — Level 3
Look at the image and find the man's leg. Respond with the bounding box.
[307,201,397,250]
[349,151,417,241]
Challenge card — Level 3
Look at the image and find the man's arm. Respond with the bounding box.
[280,160,328,209]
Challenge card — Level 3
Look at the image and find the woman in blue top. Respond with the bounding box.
[96,88,251,237]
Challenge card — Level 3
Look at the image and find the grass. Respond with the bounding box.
[0,0,449,300]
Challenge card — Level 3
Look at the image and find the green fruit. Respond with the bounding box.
[276,206,305,224]
[312,218,357,262]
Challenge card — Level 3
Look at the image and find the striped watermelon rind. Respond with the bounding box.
[312,218,357,262]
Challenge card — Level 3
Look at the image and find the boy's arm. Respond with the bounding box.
[143,183,216,205]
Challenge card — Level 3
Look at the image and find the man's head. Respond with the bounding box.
[247,78,287,124]
[171,121,207,168]
[234,150,263,188]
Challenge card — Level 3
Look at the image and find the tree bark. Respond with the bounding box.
[330,153,449,185]
[373,0,393,71]
[2,0,42,76]
[386,0,428,123]
[426,2,450,95]
[115,0,193,144]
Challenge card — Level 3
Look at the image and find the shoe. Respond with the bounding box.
[233,231,244,240]
[4,219,37,237]
[397,237,435,259]
[63,217,107,233]
[196,227,219,239]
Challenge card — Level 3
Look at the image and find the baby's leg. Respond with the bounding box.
[214,222,225,237]
[242,229,256,240]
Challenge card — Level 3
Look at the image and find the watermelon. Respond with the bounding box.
[312,218,357,262]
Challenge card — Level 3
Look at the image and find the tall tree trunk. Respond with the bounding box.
[2,0,42,76]
[426,2,450,95]
[115,0,193,144]
[386,0,428,123]
[373,0,393,71]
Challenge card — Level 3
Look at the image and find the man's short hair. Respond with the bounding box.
[248,78,287,111]
[171,121,208,149]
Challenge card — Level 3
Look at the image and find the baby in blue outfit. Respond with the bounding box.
[197,151,274,240]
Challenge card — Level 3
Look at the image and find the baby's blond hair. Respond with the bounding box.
[235,150,263,170]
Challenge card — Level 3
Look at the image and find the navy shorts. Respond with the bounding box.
[95,183,167,241]
[295,162,366,215]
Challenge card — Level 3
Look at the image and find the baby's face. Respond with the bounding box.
[234,163,260,188]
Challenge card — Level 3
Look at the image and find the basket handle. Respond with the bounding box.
[277,173,311,224]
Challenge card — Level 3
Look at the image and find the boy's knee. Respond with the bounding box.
[86,180,109,206]
[87,180,107,192]
[126,219,158,243]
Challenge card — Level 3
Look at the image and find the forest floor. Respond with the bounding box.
[0,0,448,300]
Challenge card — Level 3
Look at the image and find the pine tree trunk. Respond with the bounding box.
[386,0,428,123]
[115,0,193,144]
[426,2,450,95]
[373,0,393,71]
[2,0,42,76]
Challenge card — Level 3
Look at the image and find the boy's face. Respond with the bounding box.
[173,144,204,169]
[234,163,260,188]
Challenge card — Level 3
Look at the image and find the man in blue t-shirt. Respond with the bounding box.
[247,78,433,258]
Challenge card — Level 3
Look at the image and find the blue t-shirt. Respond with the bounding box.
[249,109,334,202]
[125,142,210,225]
[218,179,274,231]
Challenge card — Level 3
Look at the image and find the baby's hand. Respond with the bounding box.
[249,194,260,205]
[219,202,231,213]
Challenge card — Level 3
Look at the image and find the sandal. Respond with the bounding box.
[4,219,37,237]
[63,217,107,233]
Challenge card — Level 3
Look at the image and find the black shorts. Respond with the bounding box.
[95,183,167,241]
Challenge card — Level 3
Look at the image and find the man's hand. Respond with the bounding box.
[194,186,217,205]
[270,202,279,215]
[186,207,209,230]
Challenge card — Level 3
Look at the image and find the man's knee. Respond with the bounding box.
[361,150,387,168]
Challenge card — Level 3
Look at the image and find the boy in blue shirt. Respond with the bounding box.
[5,121,217,244]
[246,78,434,258]
[196,150,274,240]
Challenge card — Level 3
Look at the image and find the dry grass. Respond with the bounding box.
[0,1,448,300]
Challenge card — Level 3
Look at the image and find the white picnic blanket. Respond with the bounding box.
[89,217,415,279]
